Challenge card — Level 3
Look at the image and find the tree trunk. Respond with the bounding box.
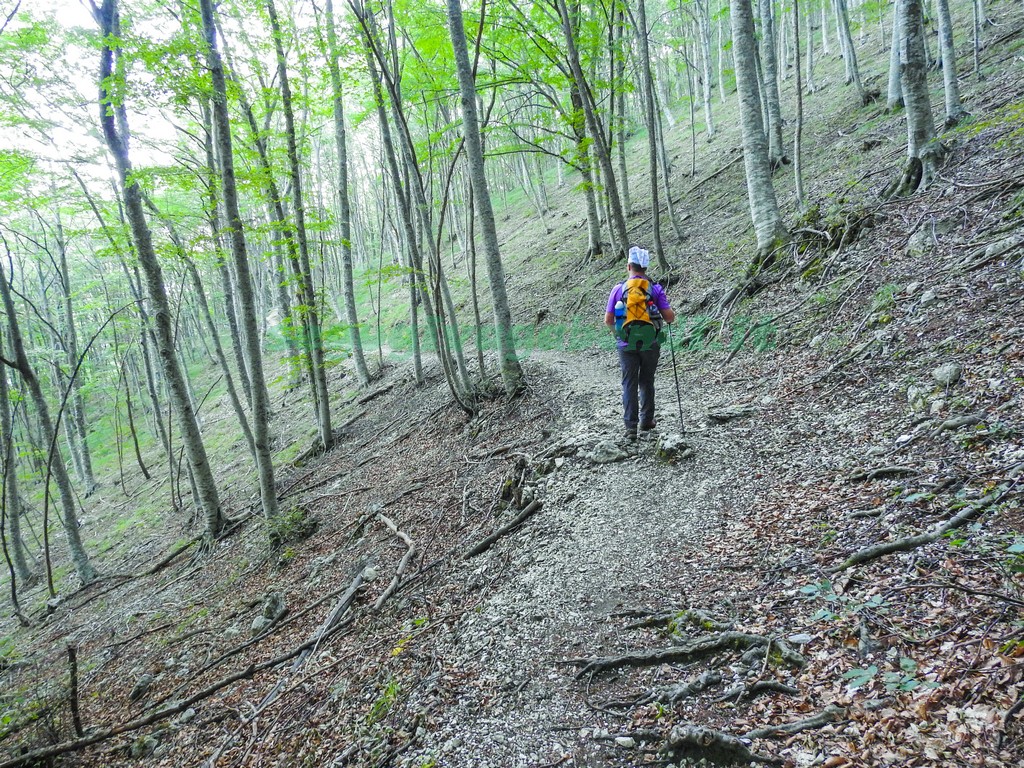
[834,0,866,102]
[54,213,97,496]
[97,0,226,540]
[731,0,790,259]
[759,0,788,167]
[555,0,630,258]
[793,0,806,206]
[323,4,372,391]
[0,338,37,586]
[266,0,334,451]
[697,0,717,137]
[887,1,905,110]
[200,0,279,521]
[0,258,96,586]
[445,0,524,393]
[634,0,667,269]
[935,0,965,126]
[886,0,945,197]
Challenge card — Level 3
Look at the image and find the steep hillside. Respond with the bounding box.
[2,5,1023,768]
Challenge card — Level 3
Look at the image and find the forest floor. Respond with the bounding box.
[2,5,1024,767]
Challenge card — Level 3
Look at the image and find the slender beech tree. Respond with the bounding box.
[445,0,523,393]
[198,0,279,519]
[324,0,371,386]
[759,0,787,168]
[95,0,227,540]
[887,1,904,111]
[731,0,789,258]
[935,0,965,126]
[0,247,96,585]
[554,0,630,258]
[265,0,334,448]
[834,0,867,103]
[0,330,37,586]
[631,0,667,268]
[886,0,945,197]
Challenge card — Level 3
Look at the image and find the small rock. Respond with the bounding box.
[362,565,378,582]
[129,674,154,702]
[907,230,934,257]
[919,289,939,308]
[554,457,565,469]
[589,441,626,464]
[614,737,636,749]
[788,633,813,645]
[905,281,921,296]
[130,736,158,759]
[656,433,695,463]
[906,385,929,413]
[929,399,946,415]
[707,404,757,422]
[251,615,272,636]
[932,362,963,387]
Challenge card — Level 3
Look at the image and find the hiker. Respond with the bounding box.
[604,246,676,441]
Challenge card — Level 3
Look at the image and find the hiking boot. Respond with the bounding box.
[623,427,638,442]
[639,420,657,432]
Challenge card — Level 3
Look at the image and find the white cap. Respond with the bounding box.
[628,246,650,269]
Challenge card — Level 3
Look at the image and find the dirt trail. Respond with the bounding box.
[410,348,765,767]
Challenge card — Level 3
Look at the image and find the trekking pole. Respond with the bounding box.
[667,322,685,434]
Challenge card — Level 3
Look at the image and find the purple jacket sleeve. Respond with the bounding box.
[606,284,622,314]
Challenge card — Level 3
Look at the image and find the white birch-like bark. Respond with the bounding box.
[759,0,787,166]
[444,0,523,392]
[199,0,279,520]
[731,0,789,257]
[887,0,905,110]
[935,0,965,126]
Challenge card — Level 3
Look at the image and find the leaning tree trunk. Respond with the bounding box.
[834,0,866,103]
[97,0,226,540]
[0,259,96,585]
[54,213,97,496]
[0,335,37,586]
[325,0,371,387]
[634,0,667,269]
[885,0,945,197]
[935,0,965,126]
[759,0,787,167]
[444,0,524,393]
[731,0,790,260]
[200,0,279,520]
[555,0,630,258]
[266,0,333,451]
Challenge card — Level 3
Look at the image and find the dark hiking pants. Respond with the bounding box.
[617,346,660,430]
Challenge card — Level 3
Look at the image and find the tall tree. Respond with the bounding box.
[95,0,227,540]
[0,329,37,586]
[935,0,965,126]
[199,0,280,519]
[632,0,667,268]
[731,0,789,258]
[445,0,524,393]
[759,0,787,167]
[324,0,372,386]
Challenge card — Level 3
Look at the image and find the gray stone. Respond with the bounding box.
[251,615,273,636]
[905,281,922,296]
[614,737,636,748]
[130,736,159,759]
[932,362,963,387]
[919,289,939,308]
[907,230,934,258]
[707,404,757,422]
[656,434,695,463]
[589,441,627,464]
[906,384,929,413]
[984,236,1022,261]
[129,673,154,702]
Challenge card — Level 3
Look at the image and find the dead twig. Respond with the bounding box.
[374,513,416,610]
[743,704,846,740]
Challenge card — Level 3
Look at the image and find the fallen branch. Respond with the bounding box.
[374,513,416,610]
[743,704,846,740]
[836,484,1012,571]
[357,382,395,405]
[463,499,543,559]
[144,537,199,576]
[664,724,781,766]
[565,632,805,678]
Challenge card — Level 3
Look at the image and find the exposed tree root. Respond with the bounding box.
[847,465,918,482]
[664,724,782,766]
[463,499,543,559]
[624,608,735,634]
[836,483,1013,571]
[566,632,805,678]
[630,670,722,707]
[715,680,800,702]
[743,704,846,740]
